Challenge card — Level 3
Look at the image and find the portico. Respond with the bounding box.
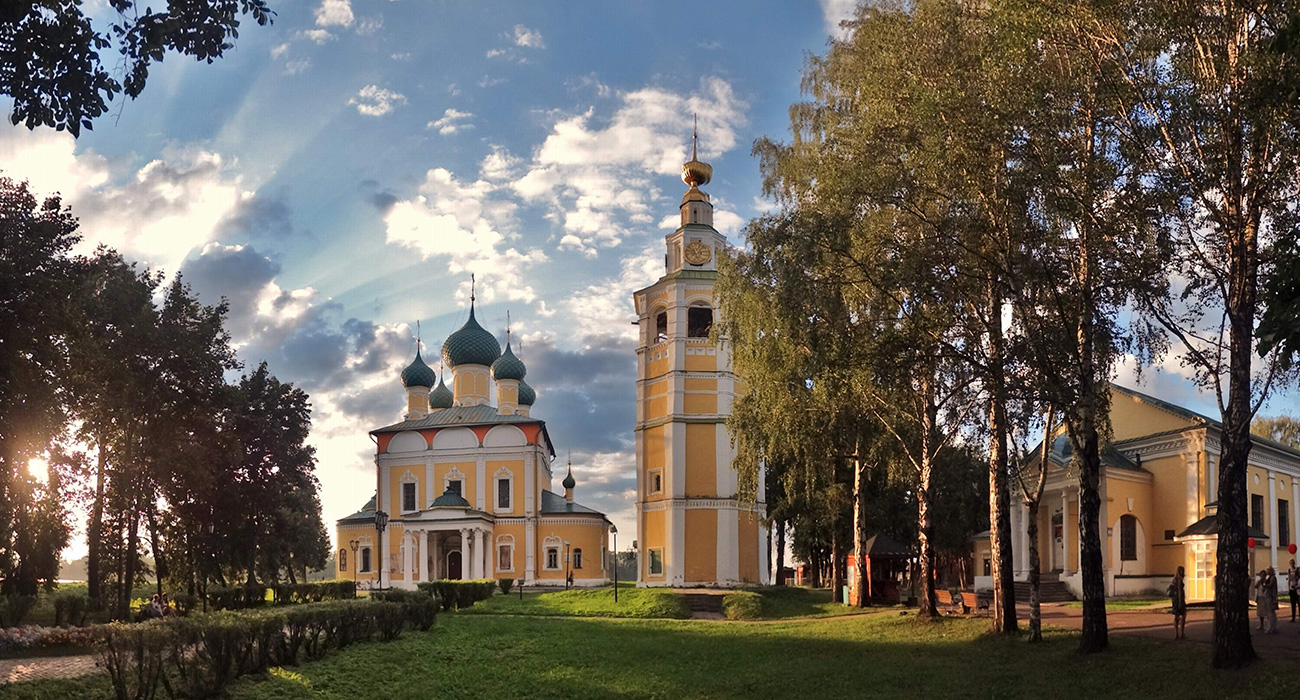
[395,487,496,587]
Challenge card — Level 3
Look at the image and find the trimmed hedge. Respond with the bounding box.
[53,592,90,627]
[498,578,514,595]
[722,591,764,621]
[370,589,438,631]
[97,599,410,699]
[416,579,496,610]
[206,580,356,611]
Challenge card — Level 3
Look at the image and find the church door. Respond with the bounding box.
[447,550,462,580]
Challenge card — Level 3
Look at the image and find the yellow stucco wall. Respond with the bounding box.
[487,460,524,516]
[491,523,525,577]
[1107,475,1159,573]
[685,509,717,583]
[434,461,476,501]
[683,393,717,414]
[738,511,759,583]
[684,423,716,497]
[643,509,665,580]
[643,426,667,501]
[684,352,716,372]
[336,523,378,582]
[1107,390,1197,441]
[387,463,424,515]
[534,521,608,580]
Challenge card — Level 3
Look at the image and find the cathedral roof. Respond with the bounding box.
[517,379,536,406]
[400,350,436,388]
[539,489,604,516]
[430,488,472,509]
[442,304,501,368]
[492,342,527,381]
[429,376,453,409]
[371,405,556,456]
[337,495,377,524]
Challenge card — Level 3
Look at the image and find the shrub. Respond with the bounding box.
[0,595,36,628]
[416,579,496,610]
[95,599,412,700]
[271,580,357,605]
[171,593,199,617]
[722,591,764,621]
[371,589,438,631]
[498,578,514,595]
[54,591,90,627]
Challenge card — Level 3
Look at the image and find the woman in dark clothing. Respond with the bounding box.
[1169,566,1187,640]
[1288,559,1298,623]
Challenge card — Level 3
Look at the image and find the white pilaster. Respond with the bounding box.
[668,505,686,585]
[717,507,739,584]
[418,530,428,583]
[481,529,492,579]
[758,520,770,584]
[460,528,471,580]
[432,533,442,580]
[1061,490,1071,575]
[1270,471,1279,568]
[403,532,413,580]
[1187,453,1201,527]
[1208,454,1217,504]
[475,457,486,510]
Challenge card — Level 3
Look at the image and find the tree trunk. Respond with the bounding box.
[831,538,844,603]
[1074,421,1109,653]
[120,496,139,620]
[145,506,166,596]
[1026,499,1042,641]
[852,448,868,607]
[87,444,107,607]
[916,385,938,621]
[987,287,1017,634]
[776,520,787,586]
[1212,215,1260,668]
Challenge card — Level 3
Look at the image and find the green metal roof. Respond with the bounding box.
[492,342,527,381]
[400,350,436,388]
[337,495,377,524]
[517,379,536,406]
[539,489,604,516]
[442,305,501,368]
[430,488,472,509]
[371,405,556,456]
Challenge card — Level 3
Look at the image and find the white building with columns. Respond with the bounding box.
[976,384,1297,601]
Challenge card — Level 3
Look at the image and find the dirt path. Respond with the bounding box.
[1032,603,1300,656]
[0,653,100,685]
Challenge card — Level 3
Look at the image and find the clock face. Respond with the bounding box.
[684,240,712,265]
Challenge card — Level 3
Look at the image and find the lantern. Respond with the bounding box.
[1248,537,1256,549]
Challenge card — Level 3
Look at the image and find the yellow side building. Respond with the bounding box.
[336,310,610,588]
[631,133,768,587]
[975,384,1296,601]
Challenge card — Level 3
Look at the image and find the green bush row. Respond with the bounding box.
[722,591,764,621]
[369,589,438,631]
[0,595,37,628]
[497,578,514,595]
[205,580,356,611]
[416,579,496,610]
[97,599,413,699]
[53,592,91,627]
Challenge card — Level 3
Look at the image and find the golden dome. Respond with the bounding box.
[681,117,712,188]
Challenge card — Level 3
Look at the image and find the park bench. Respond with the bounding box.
[935,589,967,615]
[961,591,990,615]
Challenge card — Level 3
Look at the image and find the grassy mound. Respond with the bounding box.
[462,585,691,619]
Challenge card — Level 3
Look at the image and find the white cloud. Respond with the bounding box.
[355,16,383,35]
[350,85,407,117]
[297,28,335,44]
[384,168,546,303]
[513,24,545,48]
[391,52,412,61]
[284,59,311,75]
[820,0,857,36]
[270,43,290,59]
[486,48,507,59]
[563,245,662,343]
[427,108,473,135]
[315,0,354,27]
[480,146,521,181]
[513,76,747,255]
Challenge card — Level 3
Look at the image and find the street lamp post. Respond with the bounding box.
[610,524,618,603]
[349,540,359,586]
[374,510,390,591]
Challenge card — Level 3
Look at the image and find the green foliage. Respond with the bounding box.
[498,577,515,595]
[415,579,496,611]
[94,600,410,699]
[270,580,357,605]
[721,591,763,620]
[0,594,37,627]
[1251,416,1300,450]
[463,585,691,619]
[52,591,90,627]
[369,589,438,631]
[1,0,274,136]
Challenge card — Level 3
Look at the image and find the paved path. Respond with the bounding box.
[1033,603,1300,656]
[0,653,99,685]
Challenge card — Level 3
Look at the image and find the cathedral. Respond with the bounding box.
[632,133,769,586]
[335,310,611,588]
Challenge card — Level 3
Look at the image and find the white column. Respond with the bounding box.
[460,528,470,580]
[1269,471,1279,568]
[481,529,492,579]
[418,530,428,583]
[432,533,442,580]
[1208,454,1217,505]
[1061,491,1071,575]
[1186,454,1201,527]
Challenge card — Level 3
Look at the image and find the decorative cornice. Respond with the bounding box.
[641,498,767,512]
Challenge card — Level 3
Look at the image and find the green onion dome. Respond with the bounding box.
[562,468,576,490]
[429,376,454,409]
[441,305,501,368]
[400,350,436,388]
[431,486,471,509]
[517,379,536,406]
[492,342,527,381]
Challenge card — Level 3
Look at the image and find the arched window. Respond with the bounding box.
[687,306,712,338]
[339,549,347,572]
[1120,515,1137,562]
[655,311,668,343]
[574,548,584,569]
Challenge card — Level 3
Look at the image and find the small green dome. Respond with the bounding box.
[400,350,436,388]
[562,468,576,490]
[431,486,471,509]
[442,305,501,368]
[517,379,536,406]
[492,342,527,381]
[429,376,453,409]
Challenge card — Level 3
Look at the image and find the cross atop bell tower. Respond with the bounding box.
[666,119,726,275]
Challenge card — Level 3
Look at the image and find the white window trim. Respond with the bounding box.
[400,479,419,514]
[497,538,515,573]
[543,536,562,571]
[494,467,514,513]
[444,466,467,495]
[647,547,664,576]
[360,546,374,573]
[648,469,663,496]
[573,548,583,570]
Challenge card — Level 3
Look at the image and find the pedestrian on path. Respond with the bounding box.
[1168,566,1187,640]
[1289,559,1298,623]
[1267,567,1281,633]
[1257,569,1269,631]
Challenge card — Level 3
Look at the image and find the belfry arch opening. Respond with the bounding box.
[655,310,668,343]
[687,306,712,338]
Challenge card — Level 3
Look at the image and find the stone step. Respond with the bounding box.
[681,593,723,614]
[1013,581,1076,603]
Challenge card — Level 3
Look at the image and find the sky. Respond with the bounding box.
[4,0,1297,562]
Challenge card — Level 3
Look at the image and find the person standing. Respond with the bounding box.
[1168,566,1187,640]
[1289,559,1299,623]
[1256,569,1269,631]
[1267,567,1280,634]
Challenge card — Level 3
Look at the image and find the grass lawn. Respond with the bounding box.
[8,613,1300,699]
[461,585,691,619]
[747,586,881,619]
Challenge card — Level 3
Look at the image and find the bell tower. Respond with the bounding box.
[632,124,768,587]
